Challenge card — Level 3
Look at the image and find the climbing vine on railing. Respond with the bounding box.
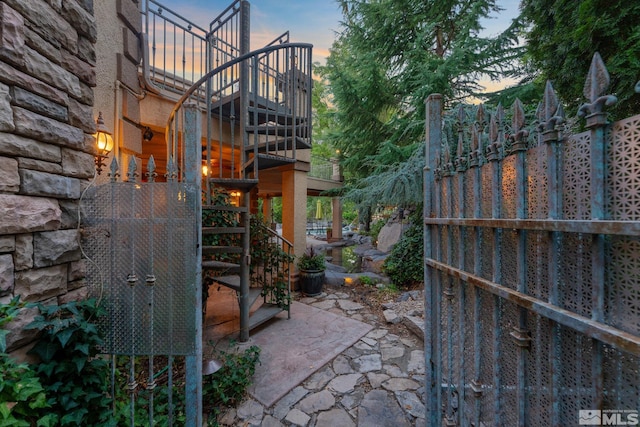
[250,217,294,310]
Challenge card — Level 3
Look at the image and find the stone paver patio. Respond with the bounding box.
[212,286,426,426]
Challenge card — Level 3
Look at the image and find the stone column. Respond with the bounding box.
[282,167,307,260]
[330,197,343,242]
[329,157,344,242]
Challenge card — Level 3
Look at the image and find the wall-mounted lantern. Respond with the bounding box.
[94,111,114,175]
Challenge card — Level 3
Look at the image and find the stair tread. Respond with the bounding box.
[208,178,258,191]
[203,205,247,213]
[245,137,311,152]
[202,246,243,254]
[246,125,301,137]
[247,287,263,307]
[210,275,240,291]
[243,154,296,172]
[201,260,240,270]
[202,226,245,234]
[249,304,284,331]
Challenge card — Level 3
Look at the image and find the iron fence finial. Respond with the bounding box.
[108,157,120,182]
[126,155,139,182]
[146,155,157,182]
[578,52,617,127]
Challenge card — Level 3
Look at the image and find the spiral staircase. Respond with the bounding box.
[144,0,312,341]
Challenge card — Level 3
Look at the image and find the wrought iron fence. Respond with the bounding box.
[423,53,640,426]
[82,123,203,424]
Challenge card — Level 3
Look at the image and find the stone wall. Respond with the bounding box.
[0,0,96,353]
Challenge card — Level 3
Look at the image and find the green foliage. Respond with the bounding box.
[250,217,295,309]
[110,357,187,426]
[383,213,424,288]
[297,247,326,271]
[0,296,22,353]
[319,0,524,218]
[359,275,374,286]
[520,0,640,120]
[368,219,386,244]
[202,189,241,262]
[203,342,261,425]
[26,299,112,426]
[0,297,53,427]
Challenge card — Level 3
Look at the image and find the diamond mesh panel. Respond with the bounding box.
[452,175,460,218]
[608,114,640,220]
[606,236,640,334]
[451,226,460,268]
[462,283,476,425]
[481,164,493,218]
[563,131,591,220]
[464,228,475,274]
[525,312,551,425]
[498,300,519,425]
[441,275,453,418]
[480,229,493,281]
[449,279,462,421]
[500,230,518,289]
[82,182,197,355]
[464,171,475,219]
[478,290,496,426]
[603,345,640,409]
[561,233,592,317]
[442,178,451,218]
[558,325,595,425]
[527,145,548,219]
[502,155,517,219]
[442,225,450,264]
[526,231,549,301]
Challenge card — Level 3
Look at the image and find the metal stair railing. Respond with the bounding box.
[165,42,313,201]
[142,0,209,97]
[249,218,293,316]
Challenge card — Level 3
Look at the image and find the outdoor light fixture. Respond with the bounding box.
[143,126,154,142]
[94,111,114,175]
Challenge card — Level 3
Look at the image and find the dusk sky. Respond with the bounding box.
[159,0,521,66]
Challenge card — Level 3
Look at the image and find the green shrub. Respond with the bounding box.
[382,216,424,288]
[0,297,53,427]
[26,299,113,426]
[203,342,261,425]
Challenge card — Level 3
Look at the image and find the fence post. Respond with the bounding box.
[424,93,442,427]
[470,106,485,425]
[454,105,468,426]
[540,80,565,425]
[486,103,504,424]
[184,102,203,427]
[578,52,617,411]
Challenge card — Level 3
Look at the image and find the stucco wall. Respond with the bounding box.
[0,0,96,353]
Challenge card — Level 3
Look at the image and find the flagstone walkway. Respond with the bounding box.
[215,286,426,427]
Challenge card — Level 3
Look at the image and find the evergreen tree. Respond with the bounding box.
[318,0,523,214]
[521,0,640,119]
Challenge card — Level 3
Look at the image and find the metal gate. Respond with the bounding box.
[423,53,640,426]
[81,106,203,425]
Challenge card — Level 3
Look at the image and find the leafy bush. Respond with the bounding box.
[297,246,326,271]
[26,299,113,426]
[0,297,52,427]
[382,214,424,288]
[203,342,261,425]
[369,219,386,245]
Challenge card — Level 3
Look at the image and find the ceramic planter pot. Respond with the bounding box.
[299,269,325,296]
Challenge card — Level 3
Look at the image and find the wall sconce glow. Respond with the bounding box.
[202,164,208,176]
[94,111,114,175]
[230,191,241,206]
